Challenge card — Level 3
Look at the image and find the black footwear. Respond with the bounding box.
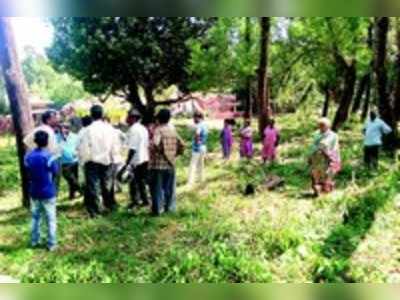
[150,211,161,217]
[29,243,41,249]
[89,212,99,219]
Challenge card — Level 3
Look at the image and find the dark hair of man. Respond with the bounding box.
[157,109,171,125]
[81,116,93,128]
[128,109,142,121]
[142,113,154,126]
[34,130,49,148]
[90,105,103,120]
[194,112,204,120]
[41,110,56,125]
[370,111,377,121]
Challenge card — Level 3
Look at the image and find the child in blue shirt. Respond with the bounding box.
[24,130,59,251]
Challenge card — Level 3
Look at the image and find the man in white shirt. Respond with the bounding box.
[76,115,93,165]
[24,110,60,158]
[363,111,392,169]
[78,105,120,217]
[123,109,150,210]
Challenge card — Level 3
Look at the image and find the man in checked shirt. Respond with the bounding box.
[148,109,185,216]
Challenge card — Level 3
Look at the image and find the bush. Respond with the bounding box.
[0,137,19,195]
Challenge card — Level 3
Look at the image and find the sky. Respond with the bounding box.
[10,17,53,58]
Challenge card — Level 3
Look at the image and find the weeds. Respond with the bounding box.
[0,112,399,282]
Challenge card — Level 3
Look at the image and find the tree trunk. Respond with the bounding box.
[322,87,331,117]
[361,75,372,121]
[360,20,374,121]
[143,85,156,118]
[394,17,400,122]
[351,74,369,114]
[244,17,252,118]
[127,83,147,115]
[257,17,271,136]
[332,61,357,131]
[0,18,34,208]
[374,17,397,151]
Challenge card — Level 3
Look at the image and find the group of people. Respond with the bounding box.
[220,118,280,163]
[220,111,393,197]
[22,103,392,251]
[23,106,200,251]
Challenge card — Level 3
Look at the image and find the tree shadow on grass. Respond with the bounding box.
[0,242,29,255]
[0,201,86,227]
[0,206,24,216]
[313,173,399,282]
[18,204,206,282]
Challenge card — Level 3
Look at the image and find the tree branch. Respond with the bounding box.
[97,90,113,102]
[155,93,202,106]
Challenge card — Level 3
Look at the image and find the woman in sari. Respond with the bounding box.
[262,119,280,164]
[308,118,341,196]
[220,119,234,160]
[239,119,254,159]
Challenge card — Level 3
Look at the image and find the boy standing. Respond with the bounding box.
[25,131,60,251]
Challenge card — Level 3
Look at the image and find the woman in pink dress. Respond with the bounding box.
[262,119,280,164]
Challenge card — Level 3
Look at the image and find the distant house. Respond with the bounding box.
[62,97,130,124]
[172,93,241,119]
[0,95,52,135]
[29,94,52,125]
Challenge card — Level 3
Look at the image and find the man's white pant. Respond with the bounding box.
[188,151,205,186]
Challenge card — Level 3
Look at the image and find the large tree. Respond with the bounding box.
[374,17,397,151]
[0,18,34,207]
[244,17,254,117]
[394,17,400,122]
[257,17,271,136]
[48,17,214,116]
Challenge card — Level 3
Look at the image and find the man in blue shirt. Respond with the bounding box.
[24,130,60,251]
[188,112,208,186]
[59,123,81,199]
[363,111,392,169]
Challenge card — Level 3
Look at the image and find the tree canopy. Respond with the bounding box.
[48,17,215,116]
[22,47,88,109]
[43,17,400,136]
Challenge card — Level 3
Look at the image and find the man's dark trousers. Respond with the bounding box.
[84,161,116,217]
[364,145,380,169]
[62,163,80,199]
[129,162,149,206]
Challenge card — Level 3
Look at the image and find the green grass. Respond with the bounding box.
[0,111,399,283]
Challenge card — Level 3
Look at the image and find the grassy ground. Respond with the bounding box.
[0,111,399,283]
